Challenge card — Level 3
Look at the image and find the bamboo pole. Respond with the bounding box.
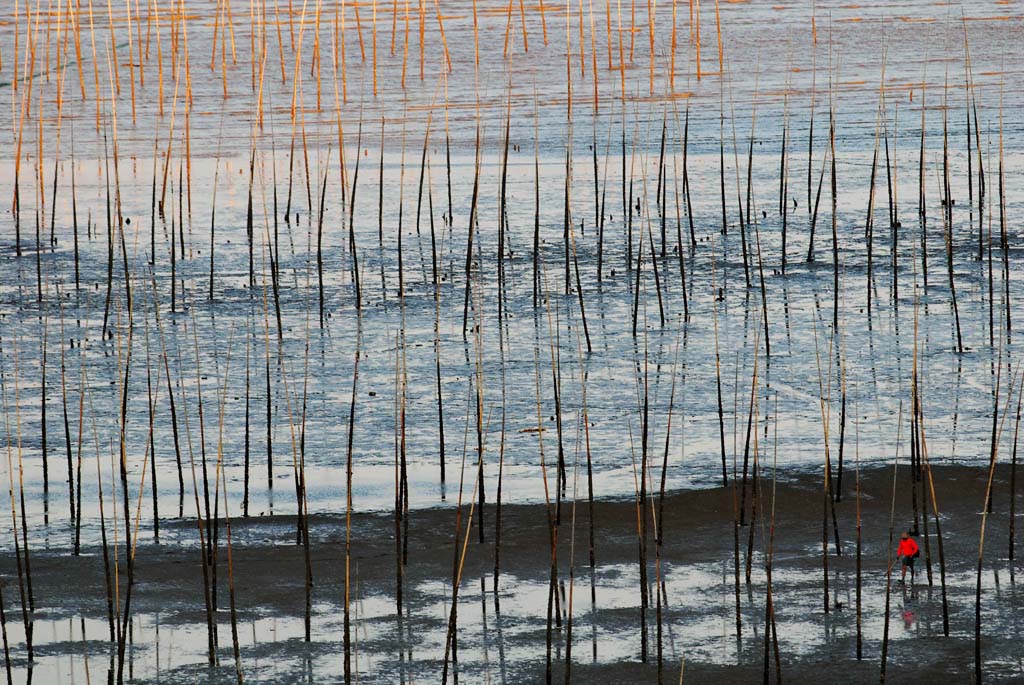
[880,403,902,684]
[343,307,362,682]
[975,355,1018,682]
[2,336,33,662]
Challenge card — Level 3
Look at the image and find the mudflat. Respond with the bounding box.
[4,462,1022,682]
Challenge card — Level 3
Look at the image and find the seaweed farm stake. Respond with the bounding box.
[150,278,185,511]
[880,405,903,683]
[975,361,1019,683]
[712,238,728,486]
[344,313,363,684]
[917,75,928,292]
[317,147,330,326]
[349,117,364,309]
[854,396,863,657]
[378,117,388,302]
[940,74,964,353]
[0,578,10,685]
[462,119,483,338]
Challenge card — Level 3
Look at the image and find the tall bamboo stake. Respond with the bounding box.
[880,403,902,684]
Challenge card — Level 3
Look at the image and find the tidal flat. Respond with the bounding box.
[0,0,1023,682]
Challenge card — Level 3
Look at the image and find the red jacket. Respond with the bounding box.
[897,538,919,558]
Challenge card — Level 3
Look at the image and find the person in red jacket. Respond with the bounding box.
[897,531,920,584]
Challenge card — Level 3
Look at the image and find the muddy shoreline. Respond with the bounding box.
[2,462,1023,682]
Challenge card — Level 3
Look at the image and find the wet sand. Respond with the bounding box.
[5,462,1024,682]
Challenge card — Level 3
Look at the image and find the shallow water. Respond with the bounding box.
[0,0,1022,529]
[0,0,1023,681]
[3,556,1022,683]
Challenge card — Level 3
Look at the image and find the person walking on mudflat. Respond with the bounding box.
[896,531,920,584]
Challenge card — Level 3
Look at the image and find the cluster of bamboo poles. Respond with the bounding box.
[0,0,734,140]
[0,1,1021,684]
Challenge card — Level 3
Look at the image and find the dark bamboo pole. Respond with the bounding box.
[1012,364,1023,576]
[807,33,816,214]
[997,80,1008,337]
[498,94,511,327]
[2,337,34,661]
[780,76,790,274]
[866,64,885,314]
[150,135,159,265]
[317,147,330,327]
[144,310,159,542]
[880,404,902,684]
[768,393,781,680]
[719,81,728,240]
[743,328,762,583]
[243,320,251,517]
[176,315,217,661]
[639,325,651,662]
[101,129,115,340]
[940,73,964,353]
[425,150,446,486]
[739,337,759,526]
[74,334,87,555]
[90,398,116,648]
[806,144,828,264]
[669,105,690,319]
[883,113,895,257]
[40,313,50,508]
[712,238,728,487]
[975,359,1018,683]
[350,117,364,310]
[918,76,928,292]
[343,313,362,684]
[221,466,244,685]
[248,147,257,288]
[533,98,542,308]
[208,124,224,301]
[116,324,164,685]
[71,123,81,290]
[920,390,951,635]
[461,119,482,339]
[149,277,185,514]
[0,578,10,685]
[855,396,863,659]
[828,65,839,329]
[378,116,388,302]
[596,117,608,284]
[563,148,573,296]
